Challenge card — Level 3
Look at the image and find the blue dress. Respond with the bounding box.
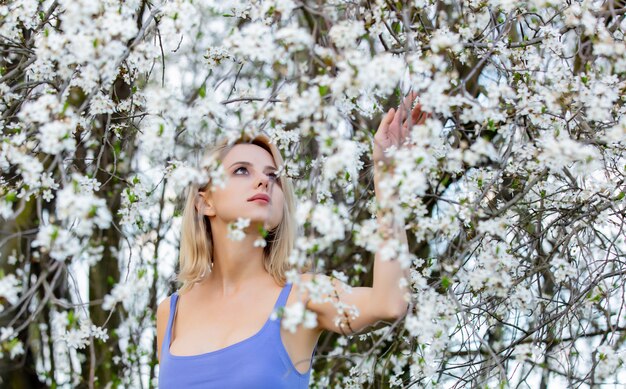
[158,283,312,388]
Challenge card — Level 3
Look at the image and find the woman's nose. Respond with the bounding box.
[256,173,269,189]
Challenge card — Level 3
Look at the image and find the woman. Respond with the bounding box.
[156,92,425,388]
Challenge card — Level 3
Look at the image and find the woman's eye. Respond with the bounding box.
[233,166,248,175]
[268,172,281,184]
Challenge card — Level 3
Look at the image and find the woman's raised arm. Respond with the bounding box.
[303,92,427,335]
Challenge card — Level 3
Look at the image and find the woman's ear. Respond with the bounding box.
[197,191,216,217]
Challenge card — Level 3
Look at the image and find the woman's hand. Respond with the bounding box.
[373,91,428,169]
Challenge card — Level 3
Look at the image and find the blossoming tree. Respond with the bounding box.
[1,0,625,387]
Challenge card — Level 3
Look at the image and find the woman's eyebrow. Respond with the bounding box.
[228,161,277,171]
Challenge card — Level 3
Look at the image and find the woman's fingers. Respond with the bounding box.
[376,108,395,139]
[397,92,419,141]
[390,92,415,142]
[410,103,424,125]
[402,101,429,129]
[383,108,395,129]
[393,93,411,127]
[380,92,429,148]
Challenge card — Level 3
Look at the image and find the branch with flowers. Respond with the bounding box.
[1,0,626,387]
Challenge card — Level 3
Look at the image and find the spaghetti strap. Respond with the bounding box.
[169,292,179,315]
[162,292,179,357]
[167,292,179,331]
[273,283,292,310]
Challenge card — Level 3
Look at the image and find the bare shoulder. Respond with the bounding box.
[297,272,331,285]
[297,272,338,290]
[157,296,172,327]
[156,295,173,361]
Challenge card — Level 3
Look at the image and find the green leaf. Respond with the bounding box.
[318,85,329,97]
[5,192,17,203]
[50,227,59,241]
[113,141,122,157]
[441,276,451,291]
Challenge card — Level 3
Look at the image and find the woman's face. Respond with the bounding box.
[202,143,284,232]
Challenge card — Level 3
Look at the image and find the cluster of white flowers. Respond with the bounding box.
[32,224,81,262]
[0,326,24,360]
[56,177,112,237]
[0,273,21,311]
[165,160,208,195]
[536,131,602,176]
[322,139,364,185]
[476,215,509,239]
[429,27,462,54]
[329,21,365,49]
[60,321,109,350]
[201,156,228,191]
[277,301,318,333]
[227,217,251,241]
[550,256,578,283]
[460,240,518,297]
[118,176,151,229]
[310,203,347,250]
[205,46,234,67]
[137,117,177,163]
[596,344,625,380]
[2,0,626,386]
[103,276,150,311]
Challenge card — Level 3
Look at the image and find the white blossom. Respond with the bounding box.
[0,274,21,307]
[329,21,365,49]
[280,301,318,333]
[227,217,251,241]
[32,225,81,262]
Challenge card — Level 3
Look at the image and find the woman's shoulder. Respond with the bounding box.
[297,271,330,284]
[156,292,180,324]
[157,295,172,318]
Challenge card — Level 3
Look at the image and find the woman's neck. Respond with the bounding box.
[205,221,269,295]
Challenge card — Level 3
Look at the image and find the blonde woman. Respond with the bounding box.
[156,93,425,388]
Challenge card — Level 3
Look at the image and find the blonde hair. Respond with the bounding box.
[176,134,297,293]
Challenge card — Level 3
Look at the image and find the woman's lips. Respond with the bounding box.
[247,193,271,203]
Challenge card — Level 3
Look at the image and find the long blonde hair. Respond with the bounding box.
[176,134,297,292]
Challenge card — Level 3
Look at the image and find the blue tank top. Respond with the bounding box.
[158,283,312,388]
